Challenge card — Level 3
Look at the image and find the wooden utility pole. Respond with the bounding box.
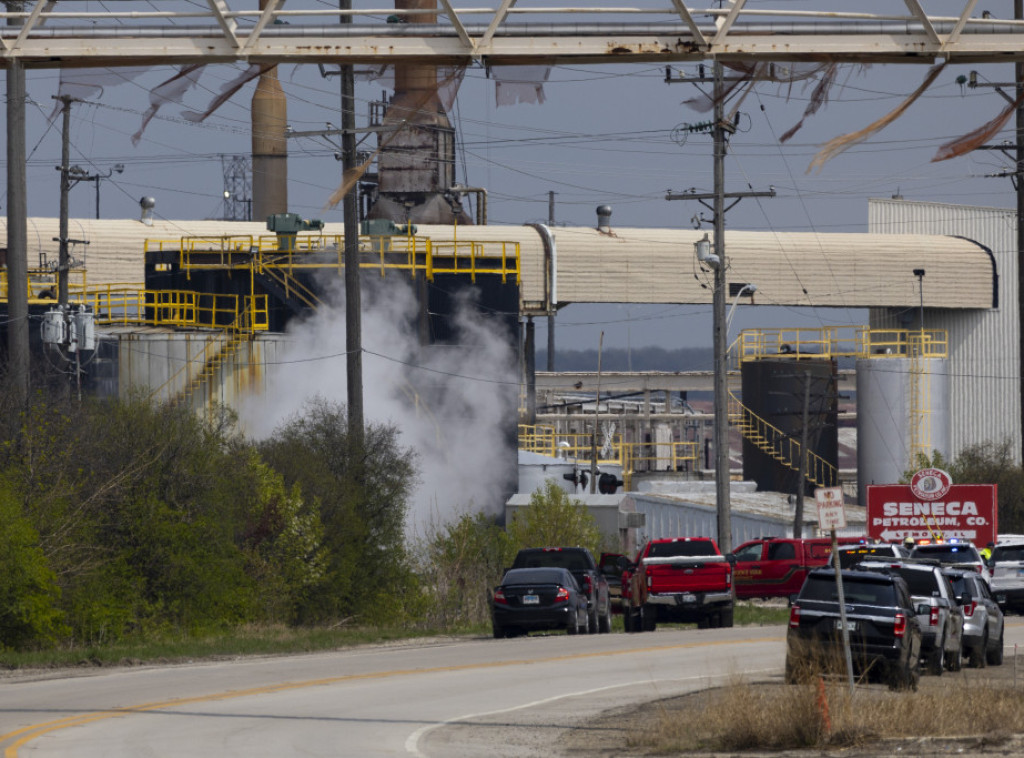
[793,370,811,538]
[547,190,556,372]
[5,2,29,401]
[55,95,75,306]
[339,0,364,452]
[665,62,775,553]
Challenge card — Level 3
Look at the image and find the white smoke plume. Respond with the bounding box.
[239,274,518,535]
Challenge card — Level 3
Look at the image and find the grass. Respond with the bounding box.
[0,623,489,671]
[632,675,1024,752]
[0,600,784,671]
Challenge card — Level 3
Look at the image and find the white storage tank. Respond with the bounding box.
[856,356,951,498]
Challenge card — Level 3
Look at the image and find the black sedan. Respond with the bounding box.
[491,567,589,638]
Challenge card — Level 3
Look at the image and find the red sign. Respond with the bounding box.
[865,484,998,546]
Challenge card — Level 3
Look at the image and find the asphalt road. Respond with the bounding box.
[0,625,786,757]
[0,621,1020,757]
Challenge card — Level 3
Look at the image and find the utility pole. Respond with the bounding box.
[547,190,556,372]
[55,95,75,306]
[589,331,604,494]
[6,1,29,401]
[965,1,1024,463]
[666,62,775,553]
[340,0,364,451]
[794,370,811,538]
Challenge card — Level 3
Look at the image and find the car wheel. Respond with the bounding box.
[567,613,579,635]
[721,607,734,628]
[926,642,945,676]
[946,640,963,672]
[492,625,505,639]
[623,607,635,633]
[588,606,599,635]
[641,605,657,632]
[970,632,987,668]
[599,606,612,634]
[987,627,1005,666]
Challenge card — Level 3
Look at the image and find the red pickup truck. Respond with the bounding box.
[622,537,734,632]
[730,536,867,600]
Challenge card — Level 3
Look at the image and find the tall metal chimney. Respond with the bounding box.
[367,0,470,225]
[251,0,288,222]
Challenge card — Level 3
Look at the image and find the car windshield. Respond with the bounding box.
[647,541,717,558]
[992,546,1024,562]
[912,545,978,563]
[503,568,570,586]
[893,568,940,596]
[946,574,967,596]
[800,574,897,605]
[517,551,588,571]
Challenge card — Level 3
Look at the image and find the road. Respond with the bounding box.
[0,621,1020,757]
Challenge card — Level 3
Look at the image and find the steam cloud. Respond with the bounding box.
[239,274,517,535]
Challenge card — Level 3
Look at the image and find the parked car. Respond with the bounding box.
[598,552,630,614]
[988,538,1024,612]
[910,540,992,586]
[836,542,910,569]
[859,559,965,675]
[943,568,1005,667]
[622,537,733,631]
[510,547,612,633]
[785,566,922,691]
[490,567,588,638]
[730,536,868,600]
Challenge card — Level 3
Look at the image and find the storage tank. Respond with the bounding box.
[857,356,950,498]
[740,358,838,496]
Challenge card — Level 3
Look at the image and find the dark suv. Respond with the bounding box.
[786,567,922,691]
[510,547,612,634]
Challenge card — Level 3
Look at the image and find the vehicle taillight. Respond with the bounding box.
[789,605,801,628]
[963,601,977,618]
[646,567,653,589]
[974,565,983,574]
[929,607,940,626]
[894,613,907,638]
[584,575,593,595]
[493,589,508,605]
[554,587,570,603]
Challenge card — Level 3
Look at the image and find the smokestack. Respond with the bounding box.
[596,205,612,233]
[367,0,470,225]
[251,0,288,222]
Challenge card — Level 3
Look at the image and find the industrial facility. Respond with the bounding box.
[1,2,1022,546]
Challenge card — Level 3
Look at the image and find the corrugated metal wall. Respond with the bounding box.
[868,199,1019,462]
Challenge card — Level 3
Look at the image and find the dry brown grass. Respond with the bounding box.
[630,676,1024,752]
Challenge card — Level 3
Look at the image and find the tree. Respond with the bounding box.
[506,479,602,555]
[258,397,419,625]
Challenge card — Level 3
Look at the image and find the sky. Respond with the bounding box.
[3,49,1021,359]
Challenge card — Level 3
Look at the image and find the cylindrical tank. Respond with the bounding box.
[740,358,838,496]
[857,356,950,499]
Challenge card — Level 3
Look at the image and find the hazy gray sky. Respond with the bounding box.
[3,54,1017,350]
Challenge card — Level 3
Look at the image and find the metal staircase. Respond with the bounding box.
[728,391,838,488]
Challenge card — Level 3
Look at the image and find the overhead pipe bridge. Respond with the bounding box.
[2,2,1024,67]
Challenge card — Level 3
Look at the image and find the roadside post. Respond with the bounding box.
[816,486,854,694]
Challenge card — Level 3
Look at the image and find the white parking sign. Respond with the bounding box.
[815,487,847,530]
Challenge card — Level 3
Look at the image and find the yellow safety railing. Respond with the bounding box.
[1,269,89,302]
[732,326,947,365]
[146,232,520,284]
[517,425,699,491]
[727,391,838,488]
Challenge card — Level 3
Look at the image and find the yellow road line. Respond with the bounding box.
[1,634,781,756]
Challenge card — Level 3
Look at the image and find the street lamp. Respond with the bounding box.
[69,163,123,219]
[726,282,757,338]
